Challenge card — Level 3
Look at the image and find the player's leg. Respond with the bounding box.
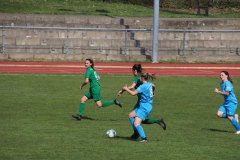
[129,109,139,139]
[72,91,91,120]
[142,118,166,130]
[217,105,227,118]
[235,114,239,123]
[134,117,147,142]
[134,106,152,142]
[95,99,122,108]
[72,95,89,120]
[93,87,122,108]
[226,103,240,134]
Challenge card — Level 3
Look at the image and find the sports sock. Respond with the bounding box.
[101,100,114,107]
[129,117,136,130]
[78,103,85,116]
[142,118,158,124]
[231,118,240,131]
[136,125,146,138]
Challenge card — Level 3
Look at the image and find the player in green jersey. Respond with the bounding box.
[72,58,122,120]
[118,64,166,139]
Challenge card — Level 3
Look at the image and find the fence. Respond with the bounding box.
[1,26,240,57]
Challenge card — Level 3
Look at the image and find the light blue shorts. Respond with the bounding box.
[134,103,152,121]
[218,101,238,116]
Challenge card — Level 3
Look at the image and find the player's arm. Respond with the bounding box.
[80,78,89,90]
[122,85,138,96]
[118,82,136,96]
[214,88,229,96]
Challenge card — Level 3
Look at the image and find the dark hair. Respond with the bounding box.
[132,64,143,74]
[140,71,156,81]
[86,58,95,70]
[221,70,233,83]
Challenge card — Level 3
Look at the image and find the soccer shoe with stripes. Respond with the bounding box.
[72,114,82,120]
[158,118,166,130]
[235,131,240,134]
[114,99,122,108]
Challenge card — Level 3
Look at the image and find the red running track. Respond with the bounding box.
[1,61,240,76]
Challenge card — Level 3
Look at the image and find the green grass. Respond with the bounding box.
[0,73,240,160]
[0,0,240,18]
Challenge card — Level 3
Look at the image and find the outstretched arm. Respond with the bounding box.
[118,82,136,96]
[122,85,138,96]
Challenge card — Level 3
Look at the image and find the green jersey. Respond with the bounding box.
[133,76,142,89]
[133,76,142,102]
[85,67,99,88]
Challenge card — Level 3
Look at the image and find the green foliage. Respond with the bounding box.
[0,73,240,159]
[0,0,240,17]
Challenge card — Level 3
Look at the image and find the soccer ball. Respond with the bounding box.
[106,129,117,138]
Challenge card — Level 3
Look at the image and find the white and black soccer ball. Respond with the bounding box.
[106,129,117,138]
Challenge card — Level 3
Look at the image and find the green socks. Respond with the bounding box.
[78,103,86,116]
[78,100,115,116]
[101,100,114,107]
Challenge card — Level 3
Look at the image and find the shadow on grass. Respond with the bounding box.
[82,116,95,120]
[71,116,95,121]
[203,128,233,133]
[115,135,135,141]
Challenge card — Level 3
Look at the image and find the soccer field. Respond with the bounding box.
[0,74,239,160]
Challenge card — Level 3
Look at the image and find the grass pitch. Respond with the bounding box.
[0,73,240,160]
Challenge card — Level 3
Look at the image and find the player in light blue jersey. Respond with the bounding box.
[214,70,240,134]
[122,71,157,142]
[118,64,166,139]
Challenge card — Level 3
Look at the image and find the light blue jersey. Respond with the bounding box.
[220,80,238,104]
[218,80,238,116]
[134,82,153,121]
[136,81,153,105]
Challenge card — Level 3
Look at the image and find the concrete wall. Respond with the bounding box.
[0,14,240,62]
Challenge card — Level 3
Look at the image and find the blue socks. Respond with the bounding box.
[129,117,146,138]
[136,125,146,138]
[231,118,240,131]
[129,117,136,130]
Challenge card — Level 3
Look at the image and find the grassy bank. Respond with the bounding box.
[0,0,239,18]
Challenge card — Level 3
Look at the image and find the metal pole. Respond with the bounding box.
[124,29,127,55]
[66,28,69,54]
[1,27,5,53]
[183,30,186,56]
[152,0,160,63]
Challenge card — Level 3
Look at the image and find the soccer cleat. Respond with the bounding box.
[235,114,239,123]
[72,114,82,120]
[130,130,140,139]
[114,99,122,108]
[138,138,148,142]
[235,131,240,134]
[158,118,166,130]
